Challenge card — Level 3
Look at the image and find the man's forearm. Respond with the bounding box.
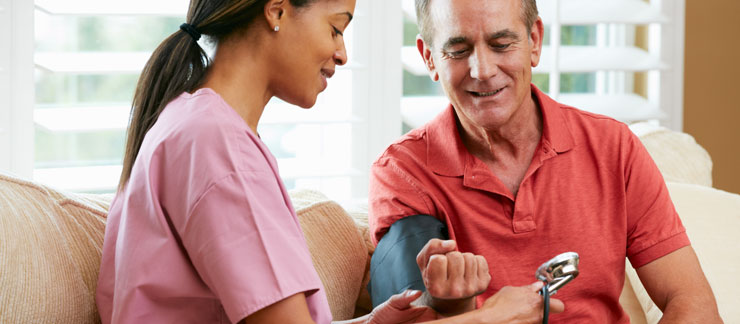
[417,291,476,316]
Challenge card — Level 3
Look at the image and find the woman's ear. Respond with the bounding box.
[264,0,287,31]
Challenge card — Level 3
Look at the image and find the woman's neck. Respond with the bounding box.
[200,37,272,135]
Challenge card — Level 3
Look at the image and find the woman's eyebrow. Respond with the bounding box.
[335,12,353,27]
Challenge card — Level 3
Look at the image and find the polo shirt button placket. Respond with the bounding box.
[512,185,537,233]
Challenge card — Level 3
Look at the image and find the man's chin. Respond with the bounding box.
[456,106,514,130]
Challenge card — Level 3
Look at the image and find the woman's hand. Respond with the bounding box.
[477,281,565,324]
[366,290,442,324]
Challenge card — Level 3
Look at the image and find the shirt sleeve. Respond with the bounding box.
[369,155,438,246]
[176,171,324,323]
[623,128,691,268]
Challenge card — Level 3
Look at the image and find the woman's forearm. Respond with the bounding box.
[332,314,370,324]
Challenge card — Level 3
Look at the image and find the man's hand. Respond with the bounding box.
[415,239,491,315]
[477,281,565,324]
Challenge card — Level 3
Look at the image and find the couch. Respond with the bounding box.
[1,125,738,323]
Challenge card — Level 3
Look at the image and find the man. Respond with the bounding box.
[367,0,723,322]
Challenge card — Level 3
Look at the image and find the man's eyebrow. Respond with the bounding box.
[488,29,520,41]
[441,37,469,51]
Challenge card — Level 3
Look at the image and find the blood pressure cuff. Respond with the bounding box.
[367,215,448,307]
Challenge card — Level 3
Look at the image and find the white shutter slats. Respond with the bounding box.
[35,0,187,16]
[400,94,664,129]
[34,165,123,192]
[35,105,131,132]
[35,52,151,74]
[33,103,362,133]
[402,0,667,25]
[558,93,664,122]
[401,46,425,76]
[538,0,667,25]
[535,46,667,73]
[35,52,364,74]
[401,0,416,22]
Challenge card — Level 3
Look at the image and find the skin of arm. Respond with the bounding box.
[635,246,723,324]
[241,283,564,324]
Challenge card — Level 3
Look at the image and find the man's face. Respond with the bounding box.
[419,0,543,130]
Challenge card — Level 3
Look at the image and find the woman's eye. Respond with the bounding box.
[332,26,343,37]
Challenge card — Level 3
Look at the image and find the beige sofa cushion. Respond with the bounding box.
[0,172,110,324]
[0,174,368,323]
[632,122,713,187]
[625,182,740,323]
[291,189,369,320]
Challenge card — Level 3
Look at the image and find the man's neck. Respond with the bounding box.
[458,94,543,164]
[457,93,543,198]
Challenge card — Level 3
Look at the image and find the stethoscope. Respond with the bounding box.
[536,252,580,324]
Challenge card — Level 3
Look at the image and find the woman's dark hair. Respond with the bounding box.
[119,0,316,190]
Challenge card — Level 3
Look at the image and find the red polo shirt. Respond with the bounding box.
[369,85,689,323]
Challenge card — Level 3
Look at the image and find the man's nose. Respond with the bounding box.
[469,48,498,80]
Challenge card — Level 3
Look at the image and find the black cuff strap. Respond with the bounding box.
[368,215,448,307]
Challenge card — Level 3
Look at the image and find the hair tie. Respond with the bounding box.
[180,23,201,41]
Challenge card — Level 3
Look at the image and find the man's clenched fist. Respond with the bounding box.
[416,239,491,300]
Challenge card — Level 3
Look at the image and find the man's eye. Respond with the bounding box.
[492,43,511,50]
[446,49,468,58]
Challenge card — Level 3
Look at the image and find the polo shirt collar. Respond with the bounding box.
[426,84,575,177]
[532,85,576,154]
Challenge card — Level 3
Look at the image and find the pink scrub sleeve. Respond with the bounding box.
[180,171,328,322]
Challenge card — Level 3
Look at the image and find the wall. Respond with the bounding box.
[684,0,740,194]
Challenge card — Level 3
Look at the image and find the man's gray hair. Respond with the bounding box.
[415,0,539,47]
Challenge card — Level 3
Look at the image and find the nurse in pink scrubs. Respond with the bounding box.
[95,0,558,323]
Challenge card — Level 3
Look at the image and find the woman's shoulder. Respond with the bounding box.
[156,89,255,146]
[145,89,272,176]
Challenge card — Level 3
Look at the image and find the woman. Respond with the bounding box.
[95,0,559,323]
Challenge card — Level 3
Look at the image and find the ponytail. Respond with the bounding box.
[118,27,208,191]
[118,0,319,191]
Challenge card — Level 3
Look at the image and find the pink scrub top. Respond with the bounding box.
[96,88,332,324]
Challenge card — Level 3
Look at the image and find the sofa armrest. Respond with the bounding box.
[624,182,740,323]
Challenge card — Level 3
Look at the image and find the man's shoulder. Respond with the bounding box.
[559,104,624,127]
[557,104,632,142]
[374,126,430,166]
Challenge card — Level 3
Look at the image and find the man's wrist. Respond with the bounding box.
[421,291,477,317]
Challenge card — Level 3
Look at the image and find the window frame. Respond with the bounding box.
[1,0,35,178]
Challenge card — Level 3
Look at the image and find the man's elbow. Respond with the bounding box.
[660,292,723,324]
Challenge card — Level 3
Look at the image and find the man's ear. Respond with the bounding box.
[416,35,439,82]
[529,17,545,68]
[264,0,287,31]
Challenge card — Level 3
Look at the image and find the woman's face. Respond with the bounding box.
[271,0,356,108]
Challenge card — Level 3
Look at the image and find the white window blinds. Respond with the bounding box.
[28,0,403,202]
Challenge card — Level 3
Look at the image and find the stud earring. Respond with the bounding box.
[274,26,280,32]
